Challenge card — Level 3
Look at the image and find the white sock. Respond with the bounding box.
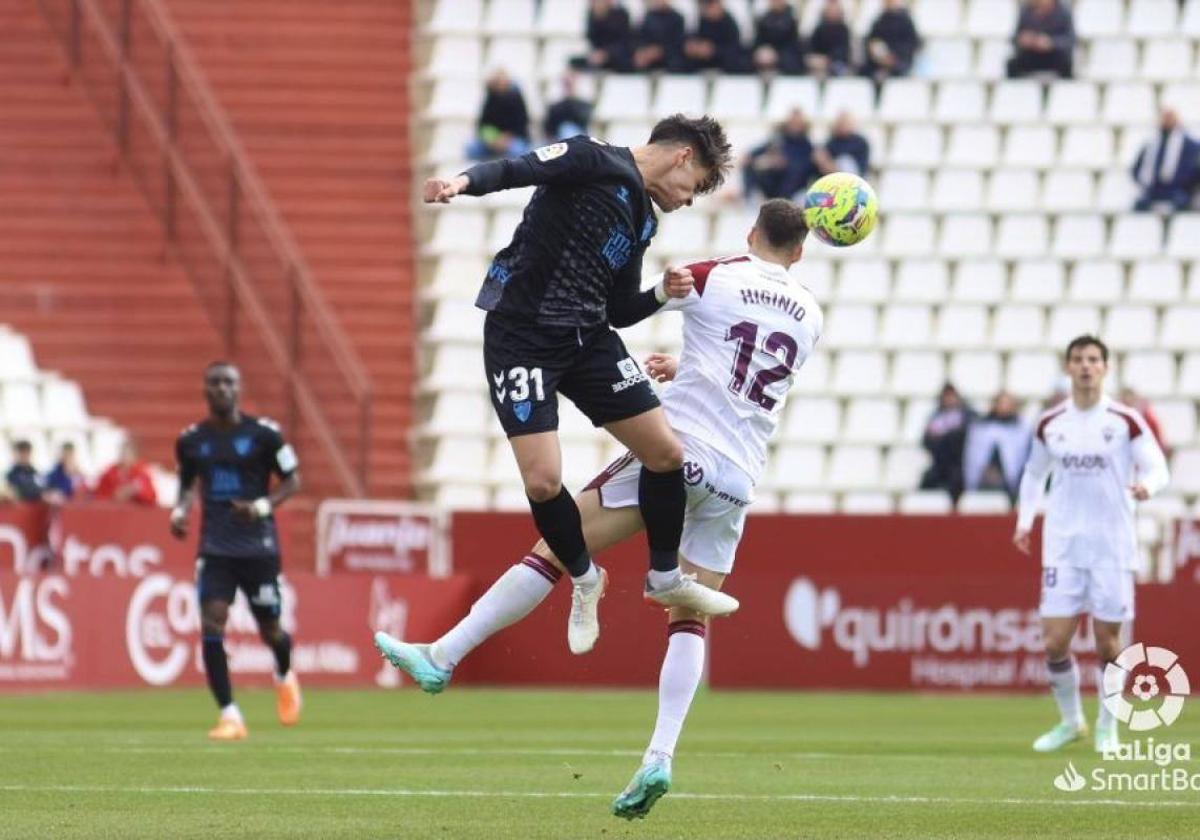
[219,703,243,724]
[1047,657,1084,727]
[647,567,682,591]
[572,562,599,587]
[1096,665,1115,728]
[429,555,560,670]
[646,620,707,761]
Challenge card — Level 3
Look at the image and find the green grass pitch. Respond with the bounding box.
[1,688,1196,839]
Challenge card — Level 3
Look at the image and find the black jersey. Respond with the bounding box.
[175,415,298,559]
[464,135,661,329]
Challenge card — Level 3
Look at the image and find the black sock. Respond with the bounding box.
[639,466,685,572]
[202,635,233,708]
[271,631,293,678]
[528,487,590,577]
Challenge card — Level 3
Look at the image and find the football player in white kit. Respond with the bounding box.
[374,199,821,819]
[1013,335,1169,754]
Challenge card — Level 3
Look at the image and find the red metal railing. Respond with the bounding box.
[36,0,372,496]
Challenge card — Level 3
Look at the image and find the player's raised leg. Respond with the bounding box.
[1033,613,1088,752]
[605,410,736,616]
[375,490,644,689]
[614,557,723,820]
[197,568,246,741]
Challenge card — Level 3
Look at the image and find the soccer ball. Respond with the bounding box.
[803,172,878,248]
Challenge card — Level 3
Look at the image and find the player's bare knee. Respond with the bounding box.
[1044,638,1072,661]
[643,439,684,473]
[200,601,228,636]
[523,474,562,502]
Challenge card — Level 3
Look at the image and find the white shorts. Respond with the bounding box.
[584,435,752,575]
[1039,565,1135,624]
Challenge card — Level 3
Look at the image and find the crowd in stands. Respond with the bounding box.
[743,107,870,200]
[2,439,157,507]
[919,382,1170,507]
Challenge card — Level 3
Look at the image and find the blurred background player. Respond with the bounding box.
[421,116,738,645]
[171,362,302,741]
[1013,336,1169,754]
[376,199,820,820]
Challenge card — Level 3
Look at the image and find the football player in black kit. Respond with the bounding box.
[375,115,738,687]
[171,362,302,740]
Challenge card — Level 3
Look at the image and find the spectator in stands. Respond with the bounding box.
[813,111,871,177]
[543,72,593,141]
[44,442,88,504]
[574,0,634,73]
[963,391,1032,503]
[1131,108,1200,213]
[4,440,44,502]
[742,108,817,201]
[805,0,852,78]
[919,383,974,503]
[861,0,921,81]
[633,0,687,72]
[1006,0,1075,80]
[753,0,804,76]
[93,440,157,506]
[1119,386,1171,457]
[466,69,531,162]
[684,0,750,74]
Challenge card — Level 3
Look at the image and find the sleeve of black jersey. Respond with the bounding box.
[607,251,663,328]
[460,136,606,196]
[175,434,197,489]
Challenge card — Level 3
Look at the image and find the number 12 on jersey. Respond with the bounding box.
[725,321,798,411]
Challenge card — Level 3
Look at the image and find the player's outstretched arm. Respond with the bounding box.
[423,175,471,204]
[1130,421,1170,501]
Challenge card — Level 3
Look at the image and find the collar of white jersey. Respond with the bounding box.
[743,252,795,282]
[1067,392,1111,416]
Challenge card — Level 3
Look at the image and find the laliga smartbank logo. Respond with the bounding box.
[1053,644,1197,795]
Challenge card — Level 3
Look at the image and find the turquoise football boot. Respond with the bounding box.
[373,631,452,694]
[612,754,672,820]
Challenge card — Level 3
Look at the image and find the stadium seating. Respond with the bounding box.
[412,0,1200,520]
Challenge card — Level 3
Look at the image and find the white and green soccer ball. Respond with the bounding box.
[803,172,879,247]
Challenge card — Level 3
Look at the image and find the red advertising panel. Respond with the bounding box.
[1171,519,1200,583]
[315,501,447,575]
[0,571,472,690]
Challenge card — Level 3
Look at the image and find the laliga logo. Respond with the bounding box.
[1102,644,1190,732]
[783,578,841,650]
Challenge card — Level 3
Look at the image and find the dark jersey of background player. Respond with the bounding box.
[176,416,297,558]
[465,135,665,330]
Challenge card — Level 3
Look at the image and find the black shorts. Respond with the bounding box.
[483,312,660,437]
[196,554,283,621]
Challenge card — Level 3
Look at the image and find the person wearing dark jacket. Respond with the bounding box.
[4,440,44,502]
[919,384,975,503]
[813,112,871,177]
[1132,108,1200,213]
[862,0,920,80]
[466,69,531,161]
[1006,0,1075,79]
[753,0,804,75]
[743,109,817,200]
[575,0,634,72]
[806,0,852,78]
[633,0,687,72]
[684,0,750,74]
[543,73,593,141]
[963,391,1032,504]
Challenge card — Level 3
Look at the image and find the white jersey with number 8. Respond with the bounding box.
[660,254,823,484]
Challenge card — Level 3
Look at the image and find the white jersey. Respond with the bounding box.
[1017,396,1170,570]
[659,253,823,483]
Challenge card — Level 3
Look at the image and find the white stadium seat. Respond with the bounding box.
[427,208,486,256]
[878,79,932,123]
[0,330,37,381]
[1045,82,1099,126]
[920,38,973,79]
[1059,127,1114,170]
[935,304,990,348]
[965,0,1016,38]
[1166,215,1200,258]
[1156,400,1197,445]
[1100,82,1157,127]
[945,125,1000,168]
[824,304,879,348]
[820,77,875,120]
[1048,305,1101,348]
[1141,40,1194,82]
[1103,305,1158,351]
[1052,215,1106,259]
[1181,353,1200,396]
[487,209,525,254]
[986,170,1039,212]
[428,37,484,79]
[992,305,1045,349]
[994,214,1049,258]
[1085,39,1137,82]
[1041,170,1095,212]
[883,446,930,490]
[974,38,1011,79]
[710,76,764,121]
[782,492,838,513]
[656,213,711,259]
[949,350,1002,400]
[427,299,486,343]
[934,81,986,123]
[1170,449,1200,494]
[782,397,841,443]
[1011,260,1064,302]
[1096,170,1140,212]
[892,350,946,396]
[899,490,954,514]
[426,345,486,392]
[1006,351,1059,398]
[1127,0,1177,37]
[1184,0,1200,34]
[1124,352,1176,397]
[429,0,483,35]
[765,77,819,121]
[1003,125,1056,169]
[1128,260,1183,303]
[483,37,538,83]
[2,382,43,427]
[938,214,993,258]
[425,392,490,436]
[1111,214,1163,259]
[930,169,984,211]
[428,78,481,120]
[1074,0,1124,38]
[894,259,950,302]
[951,260,1007,303]
[831,351,889,396]
[1161,307,1200,350]
[793,351,831,394]
[40,378,87,428]
[880,305,934,348]
[881,214,936,256]
[425,437,490,484]
[843,397,901,443]
[840,491,896,514]
[769,444,827,490]
[828,445,884,491]
[595,75,650,121]
[837,260,891,302]
[990,80,1042,124]
[652,75,707,118]
[536,0,586,36]
[1067,260,1124,302]
[913,0,965,37]
[957,491,1013,514]
[888,125,944,168]
[878,169,930,212]
[1161,83,1200,112]
[902,398,936,443]
[483,0,536,35]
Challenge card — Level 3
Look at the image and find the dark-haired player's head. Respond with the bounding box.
[642,114,732,212]
[204,361,242,420]
[12,440,33,465]
[1064,334,1108,393]
[747,198,808,267]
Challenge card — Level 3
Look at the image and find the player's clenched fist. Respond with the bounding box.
[644,353,678,383]
[423,175,470,204]
[662,265,694,298]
